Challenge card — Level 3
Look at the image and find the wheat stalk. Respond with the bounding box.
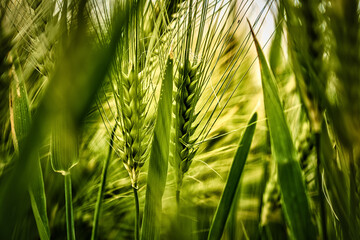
[116,65,150,240]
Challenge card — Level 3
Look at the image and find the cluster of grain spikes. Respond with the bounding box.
[173,59,201,202]
[119,66,149,190]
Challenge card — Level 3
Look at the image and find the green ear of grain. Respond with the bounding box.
[141,56,173,240]
[9,59,50,240]
[249,23,316,240]
[208,112,257,240]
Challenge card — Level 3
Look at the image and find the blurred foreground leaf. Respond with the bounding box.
[0,2,126,237]
[9,56,50,240]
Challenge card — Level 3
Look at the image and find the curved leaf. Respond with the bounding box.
[249,22,316,240]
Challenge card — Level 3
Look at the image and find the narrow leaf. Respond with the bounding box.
[141,56,173,240]
[249,22,316,240]
[208,112,257,240]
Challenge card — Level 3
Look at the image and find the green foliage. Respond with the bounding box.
[250,23,316,240]
[208,112,257,240]
[9,55,50,240]
[0,0,127,238]
[281,0,360,238]
[141,56,173,240]
[0,0,359,239]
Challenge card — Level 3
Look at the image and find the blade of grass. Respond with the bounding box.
[249,21,316,240]
[9,56,50,240]
[208,112,257,240]
[141,55,173,240]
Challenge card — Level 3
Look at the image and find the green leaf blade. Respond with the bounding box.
[249,23,316,240]
[141,56,174,240]
[208,112,258,240]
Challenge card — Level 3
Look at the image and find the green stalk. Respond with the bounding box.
[51,118,78,240]
[176,189,181,224]
[133,187,140,240]
[91,122,117,240]
[65,173,76,240]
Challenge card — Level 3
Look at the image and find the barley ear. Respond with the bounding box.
[173,60,202,190]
